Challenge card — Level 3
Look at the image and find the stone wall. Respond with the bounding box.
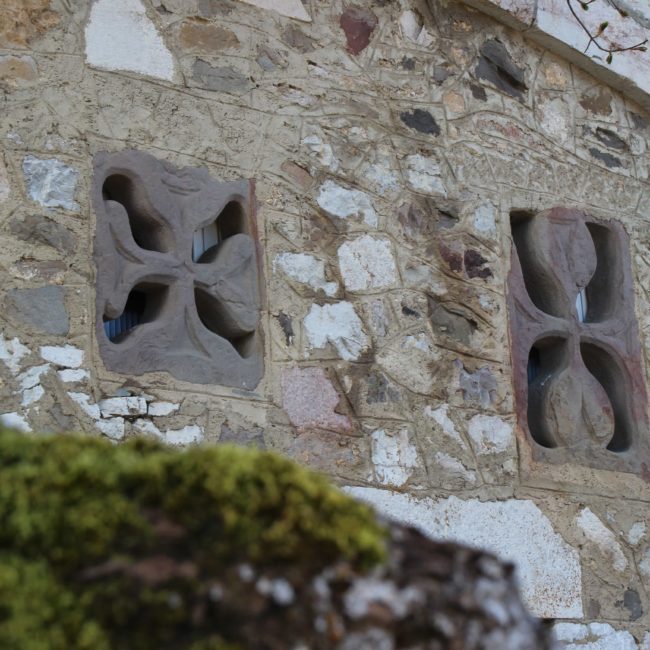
[0,0,649,645]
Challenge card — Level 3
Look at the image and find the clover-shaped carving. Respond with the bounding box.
[93,150,263,389]
[508,208,648,473]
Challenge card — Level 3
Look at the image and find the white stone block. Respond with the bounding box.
[467,414,514,455]
[22,156,79,211]
[0,335,29,374]
[96,417,126,440]
[40,345,84,368]
[235,0,311,22]
[304,302,369,361]
[0,412,31,432]
[316,181,378,227]
[99,396,148,417]
[85,0,176,80]
[165,425,204,445]
[147,401,180,417]
[337,236,397,292]
[67,392,101,420]
[344,488,583,619]
[576,507,628,572]
[274,252,338,297]
[57,369,90,383]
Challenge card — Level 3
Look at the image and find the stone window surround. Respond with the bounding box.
[92,149,263,390]
[507,206,649,474]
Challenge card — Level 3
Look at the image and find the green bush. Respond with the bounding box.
[0,429,386,649]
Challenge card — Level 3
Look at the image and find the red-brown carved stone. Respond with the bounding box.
[508,207,649,473]
[339,7,378,55]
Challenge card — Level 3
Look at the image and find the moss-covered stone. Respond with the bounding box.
[0,429,386,649]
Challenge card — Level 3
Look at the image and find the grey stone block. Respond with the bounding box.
[5,285,69,335]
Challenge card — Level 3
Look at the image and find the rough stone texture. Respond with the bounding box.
[22,156,79,211]
[1,0,650,639]
[337,235,397,291]
[508,208,649,472]
[347,488,583,619]
[0,0,60,47]
[274,252,338,296]
[4,286,68,336]
[93,150,262,389]
[0,55,37,84]
[235,0,311,22]
[339,6,378,55]
[0,156,8,203]
[85,0,175,80]
[304,302,369,361]
[282,366,351,432]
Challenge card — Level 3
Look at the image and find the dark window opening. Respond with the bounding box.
[103,284,168,343]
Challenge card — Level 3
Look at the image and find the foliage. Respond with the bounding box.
[0,429,386,649]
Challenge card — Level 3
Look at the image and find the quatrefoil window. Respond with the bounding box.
[93,150,263,389]
[508,208,648,473]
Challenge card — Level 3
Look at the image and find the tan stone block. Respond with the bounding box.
[0,55,37,84]
[179,19,240,53]
[0,0,59,48]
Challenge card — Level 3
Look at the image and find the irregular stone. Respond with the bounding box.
[0,335,29,374]
[344,489,583,619]
[191,60,252,93]
[40,345,83,368]
[10,260,66,283]
[96,417,126,441]
[463,249,492,279]
[274,252,338,297]
[0,412,31,432]
[377,334,438,395]
[476,39,527,100]
[424,404,465,446]
[473,201,496,234]
[21,384,44,407]
[467,414,514,455]
[235,0,310,22]
[0,156,8,203]
[179,19,239,53]
[428,299,476,346]
[404,154,447,195]
[337,236,397,292]
[282,25,315,52]
[458,365,497,406]
[627,521,645,545]
[575,507,628,572]
[57,369,89,383]
[220,424,265,449]
[0,0,60,47]
[555,621,638,649]
[282,366,350,432]
[5,286,69,336]
[67,392,101,420]
[623,588,642,621]
[316,181,377,227]
[640,548,650,577]
[148,401,180,416]
[579,87,613,116]
[132,418,163,439]
[85,0,175,81]
[589,147,622,169]
[98,396,148,417]
[302,135,338,171]
[275,312,294,346]
[165,425,204,445]
[434,452,476,483]
[10,214,77,253]
[366,371,399,404]
[0,55,37,84]
[22,156,79,211]
[280,161,312,189]
[400,109,441,136]
[371,429,420,487]
[304,302,369,361]
[18,364,49,391]
[339,6,377,55]
[398,9,434,46]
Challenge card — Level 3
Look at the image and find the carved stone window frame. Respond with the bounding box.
[507,207,649,474]
[92,150,263,390]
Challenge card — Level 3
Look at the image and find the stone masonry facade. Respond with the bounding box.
[1,0,650,646]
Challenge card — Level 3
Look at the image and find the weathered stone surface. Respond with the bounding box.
[220,423,265,448]
[0,155,9,203]
[346,488,583,619]
[554,621,639,649]
[10,214,76,253]
[178,19,239,53]
[400,108,441,136]
[0,0,60,47]
[22,156,79,211]
[40,345,84,368]
[5,286,69,336]
[0,55,37,84]
[234,0,310,22]
[93,150,262,389]
[85,0,175,80]
[371,429,420,487]
[190,60,252,93]
[282,366,351,432]
[339,6,378,55]
[404,154,447,195]
[274,252,338,296]
[337,236,397,291]
[304,302,369,361]
[467,414,514,455]
[575,508,628,572]
[476,39,527,100]
[316,181,377,227]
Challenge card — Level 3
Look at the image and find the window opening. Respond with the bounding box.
[575,289,588,323]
